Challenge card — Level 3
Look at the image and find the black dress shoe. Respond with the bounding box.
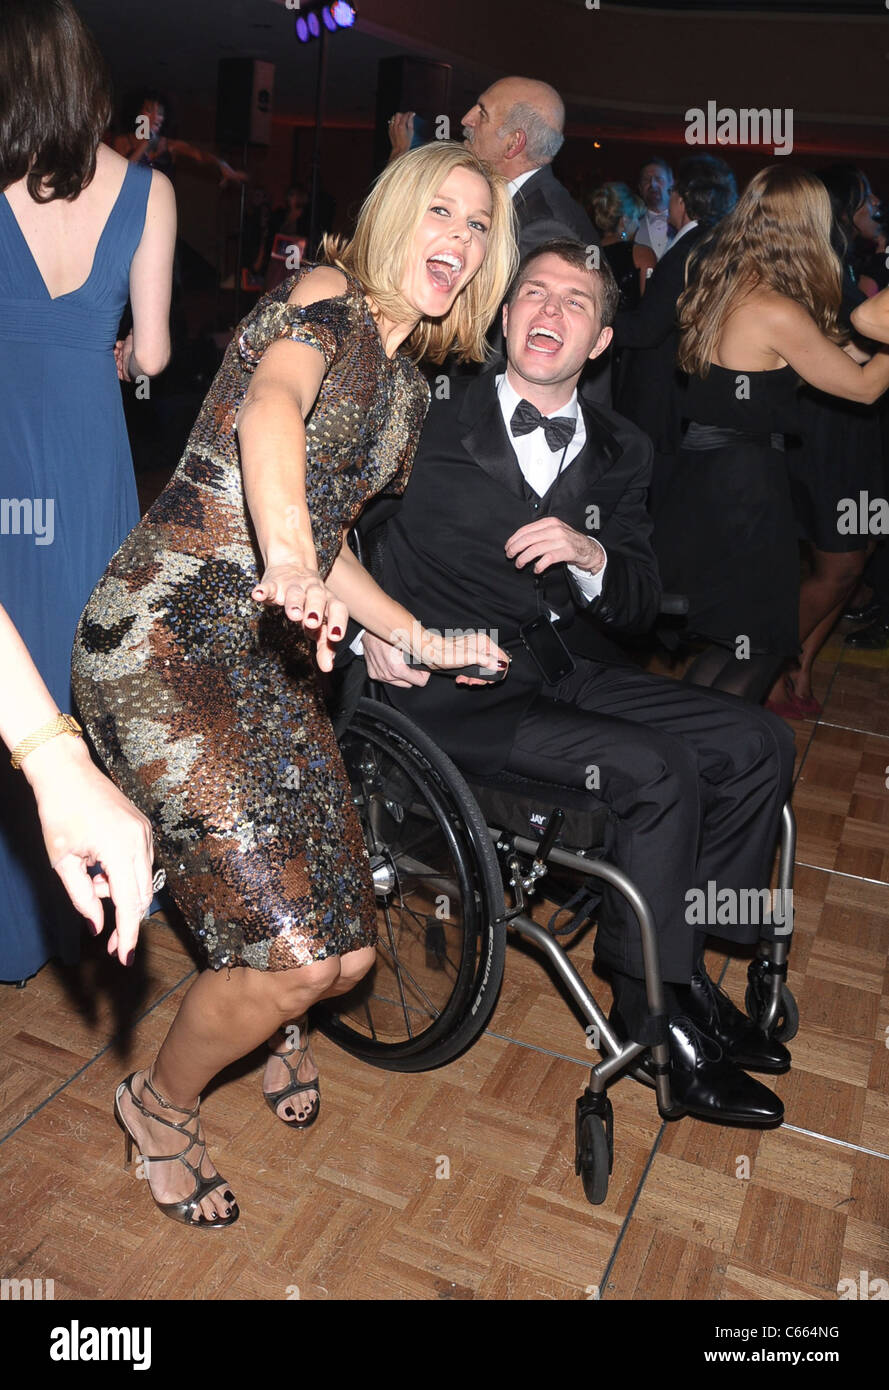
[610,1007,784,1125]
[845,619,889,651]
[685,967,791,1073]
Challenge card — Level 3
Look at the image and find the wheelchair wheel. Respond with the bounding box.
[745,959,800,1043]
[575,1094,613,1206]
[317,698,506,1071]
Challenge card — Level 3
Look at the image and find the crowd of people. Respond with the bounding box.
[2,0,888,1232]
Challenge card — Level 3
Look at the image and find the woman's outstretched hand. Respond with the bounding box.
[28,740,155,966]
[252,561,349,672]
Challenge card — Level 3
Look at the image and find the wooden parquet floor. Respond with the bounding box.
[1,626,887,1302]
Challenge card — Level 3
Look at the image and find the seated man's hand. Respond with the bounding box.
[364,631,430,687]
[505,518,605,575]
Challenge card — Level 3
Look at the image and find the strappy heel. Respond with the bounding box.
[263,1018,321,1129]
[113,1070,239,1228]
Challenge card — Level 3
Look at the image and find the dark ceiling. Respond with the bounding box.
[74,0,889,150]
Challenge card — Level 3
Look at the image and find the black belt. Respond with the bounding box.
[681,421,785,452]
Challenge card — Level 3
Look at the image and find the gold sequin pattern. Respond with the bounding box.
[71,266,430,971]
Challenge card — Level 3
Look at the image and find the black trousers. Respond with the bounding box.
[503,659,796,985]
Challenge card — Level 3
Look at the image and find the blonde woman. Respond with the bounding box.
[654,164,889,700]
[587,181,656,307]
[72,141,517,1229]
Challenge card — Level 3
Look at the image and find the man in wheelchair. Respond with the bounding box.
[349,238,796,1127]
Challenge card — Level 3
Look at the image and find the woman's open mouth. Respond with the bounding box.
[426,253,464,292]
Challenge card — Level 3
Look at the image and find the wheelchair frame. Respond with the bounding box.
[323,681,797,1206]
[319,525,798,1205]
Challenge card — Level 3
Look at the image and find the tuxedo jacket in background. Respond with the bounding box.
[512,164,599,258]
[372,371,660,774]
[612,223,706,457]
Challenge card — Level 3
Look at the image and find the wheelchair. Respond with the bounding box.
[316,526,799,1206]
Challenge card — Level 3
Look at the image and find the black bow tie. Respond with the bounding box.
[510,398,576,452]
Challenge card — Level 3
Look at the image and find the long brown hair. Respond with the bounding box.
[0,0,112,202]
[677,164,844,377]
[321,142,518,365]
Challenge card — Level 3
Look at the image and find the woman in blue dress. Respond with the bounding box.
[0,0,176,981]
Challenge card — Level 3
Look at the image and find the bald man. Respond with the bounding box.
[390,77,597,256]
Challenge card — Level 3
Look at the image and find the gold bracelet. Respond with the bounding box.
[10,713,83,771]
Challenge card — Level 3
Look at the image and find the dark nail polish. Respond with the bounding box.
[307,612,319,623]
[330,626,342,637]
[88,921,100,936]
[224,1191,235,1203]
[125,949,135,967]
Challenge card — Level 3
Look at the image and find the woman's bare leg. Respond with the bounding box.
[793,548,868,700]
[264,945,377,1123]
[768,548,868,703]
[117,948,375,1222]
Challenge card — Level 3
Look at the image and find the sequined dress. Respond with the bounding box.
[71,266,430,970]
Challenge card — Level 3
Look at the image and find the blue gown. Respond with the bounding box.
[0,161,151,981]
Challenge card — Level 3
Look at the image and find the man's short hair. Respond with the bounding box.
[638,156,672,180]
[498,102,564,166]
[675,154,737,227]
[507,238,620,328]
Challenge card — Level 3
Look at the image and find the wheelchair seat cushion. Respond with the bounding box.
[466,769,611,851]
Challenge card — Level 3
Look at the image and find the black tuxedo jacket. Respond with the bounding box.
[371,371,660,774]
[612,223,706,455]
[512,165,599,259]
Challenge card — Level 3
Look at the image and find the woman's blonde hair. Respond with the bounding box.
[588,182,645,237]
[321,141,518,364]
[677,164,844,377]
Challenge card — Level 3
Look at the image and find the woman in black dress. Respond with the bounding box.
[587,181,657,309]
[655,164,889,701]
[770,166,885,715]
[72,142,517,1228]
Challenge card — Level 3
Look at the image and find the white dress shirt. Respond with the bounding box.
[507,168,538,199]
[667,218,698,250]
[635,208,674,260]
[496,372,607,608]
[350,374,607,655]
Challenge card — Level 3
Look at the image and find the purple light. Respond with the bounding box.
[322,6,337,31]
[332,2,356,27]
[295,16,309,41]
[307,10,320,36]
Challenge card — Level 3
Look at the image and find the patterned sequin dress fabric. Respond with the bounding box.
[71,266,430,971]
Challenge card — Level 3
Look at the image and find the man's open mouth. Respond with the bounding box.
[526,325,564,354]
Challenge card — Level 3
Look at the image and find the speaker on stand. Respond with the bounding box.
[216,58,275,322]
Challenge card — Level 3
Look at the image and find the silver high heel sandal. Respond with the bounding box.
[114,1069,239,1228]
[264,1018,321,1129]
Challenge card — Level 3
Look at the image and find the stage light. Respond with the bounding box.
[295,2,356,43]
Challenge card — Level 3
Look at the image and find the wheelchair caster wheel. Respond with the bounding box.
[575,1093,613,1206]
[745,960,799,1043]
